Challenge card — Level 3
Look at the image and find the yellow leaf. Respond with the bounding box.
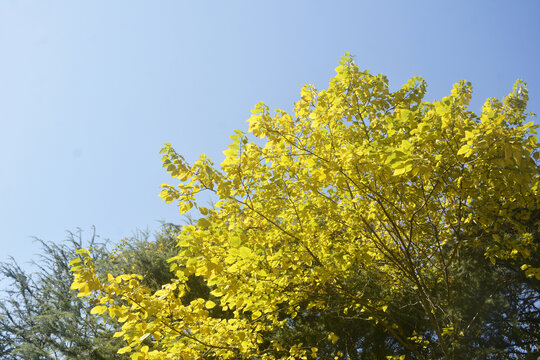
[76,285,91,297]
[118,346,131,354]
[179,202,191,214]
[239,246,252,259]
[198,218,211,228]
[130,353,144,360]
[68,257,81,266]
[457,144,470,156]
[70,280,84,290]
[90,305,107,315]
[75,248,89,256]
[205,300,217,309]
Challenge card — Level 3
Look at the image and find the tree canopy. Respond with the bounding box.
[70,55,540,359]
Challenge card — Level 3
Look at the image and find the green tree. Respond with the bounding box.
[72,55,539,359]
[0,225,181,359]
[0,228,126,359]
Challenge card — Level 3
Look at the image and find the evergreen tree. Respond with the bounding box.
[0,225,181,359]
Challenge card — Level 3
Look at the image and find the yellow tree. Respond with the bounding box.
[71,55,539,359]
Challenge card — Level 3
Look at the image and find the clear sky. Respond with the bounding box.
[1,0,539,267]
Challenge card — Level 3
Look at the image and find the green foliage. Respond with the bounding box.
[72,55,539,359]
[108,224,180,292]
[0,228,127,359]
[0,225,182,359]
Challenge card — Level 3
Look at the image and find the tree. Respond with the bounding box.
[71,55,539,359]
[0,225,180,359]
[0,228,126,359]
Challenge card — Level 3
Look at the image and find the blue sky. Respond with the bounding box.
[1,0,539,267]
